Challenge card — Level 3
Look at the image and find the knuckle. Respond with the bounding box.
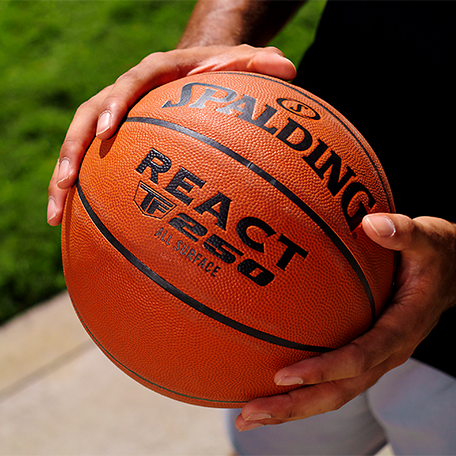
[236,43,253,52]
[264,45,280,53]
[311,364,329,385]
[115,68,137,84]
[140,51,165,65]
[59,138,78,158]
[72,100,102,126]
[74,97,98,116]
[344,341,370,375]
[318,381,358,414]
[331,385,358,411]
[263,45,285,57]
[115,62,149,86]
[48,164,61,196]
[284,394,302,421]
[75,99,91,113]
[327,396,346,413]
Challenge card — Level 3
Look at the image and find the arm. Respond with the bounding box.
[178,0,304,48]
[47,0,300,225]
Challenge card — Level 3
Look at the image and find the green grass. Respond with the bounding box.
[0,0,325,324]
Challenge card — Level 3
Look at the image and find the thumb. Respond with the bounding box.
[363,213,456,261]
[362,213,420,253]
[363,213,456,317]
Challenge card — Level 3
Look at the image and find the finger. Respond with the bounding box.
[237,358,390,430]
[188,45,297,81]
[48,160,70,226]
[362,213,447,256]
[237,340,412,430]
[93,50,189,140]
[236,385,346,429]
[57,86,113,190]
[363,213,456,296]
[246,46,297,80]
[50,88,112,225]
[273,323,404,389]
[93,47,218,139]
[271,279,426,389]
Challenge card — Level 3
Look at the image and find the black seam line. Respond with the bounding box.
[207,71,393,214]
[71,302,246,405]
[125,117,376,324]
[75,181,330,353]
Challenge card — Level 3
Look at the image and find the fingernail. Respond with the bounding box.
[365,214,396,237]
[57,158,70,186]
[96,111,112,136]
[47,197,57,224]
[245,412,271,421]
[276,376,304,386]
[239,422,265,432]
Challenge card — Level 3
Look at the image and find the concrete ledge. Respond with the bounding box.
[0,291,232,455]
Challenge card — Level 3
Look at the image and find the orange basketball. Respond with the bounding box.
[62,72,395,408]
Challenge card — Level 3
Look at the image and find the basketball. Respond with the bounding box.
[61,71,395,408]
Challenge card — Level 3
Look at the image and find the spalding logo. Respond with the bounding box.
[277,98,321,120]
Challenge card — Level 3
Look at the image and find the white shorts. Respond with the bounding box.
[225,358,456,455]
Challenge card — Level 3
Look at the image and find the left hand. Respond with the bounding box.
[47,45,296,226]
[236,213,456,432]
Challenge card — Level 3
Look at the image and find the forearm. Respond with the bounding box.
[177,0,305,49]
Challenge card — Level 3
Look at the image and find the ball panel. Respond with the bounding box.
[62,71,396,407]
[62,186,323,407]
[126,73,395,318]
[78,125,373,347]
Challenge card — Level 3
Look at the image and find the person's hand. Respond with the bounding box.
[235,213,456,432]
[47,45,296,226]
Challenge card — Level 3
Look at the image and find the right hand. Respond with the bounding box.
[47,44,296,226]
